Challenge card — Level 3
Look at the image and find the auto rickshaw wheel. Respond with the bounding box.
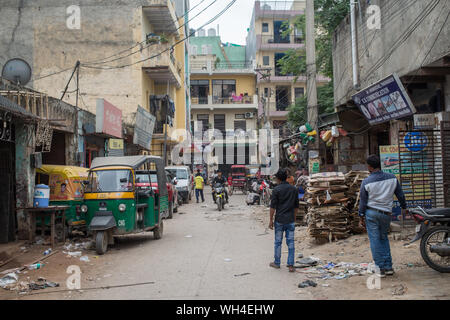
[153,220,164,240]
[95,231,108,255]
[168,202,174,219]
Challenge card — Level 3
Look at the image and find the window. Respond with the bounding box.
[264,88,269,98]
[263,56,270,66]
[234,120,247,131]
[190,80,209,104]
[295,87,305,100]
[214,114,226,134]
[262,23,269,32]
[197,114,209,132]
[190,45,197,55]
[212,80,236,103]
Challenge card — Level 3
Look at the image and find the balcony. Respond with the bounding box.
[143,0,180,35]
[255,1,305,19]
[258,101,293,118]
[257,34,304,51]
[191,95,258,110]
[142,42,182,88]
[190,60,255,75]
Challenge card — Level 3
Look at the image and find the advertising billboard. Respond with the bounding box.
[352,74,416,125]
[96,99,122,138]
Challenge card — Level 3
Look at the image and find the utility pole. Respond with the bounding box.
[305,0,319,150]
[350,0,360,88]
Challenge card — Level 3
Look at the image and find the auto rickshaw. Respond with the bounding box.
[82,156,169,254]
[231,165,248,194]
[35,165,89,237]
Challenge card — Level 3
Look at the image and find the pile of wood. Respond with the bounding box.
[305,172,353,242]
[344,171,370,233]
[304,172,349,206]
[296,201,308,226]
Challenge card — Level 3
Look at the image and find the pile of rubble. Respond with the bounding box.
[344,171,370,233]
[305,172,353,242]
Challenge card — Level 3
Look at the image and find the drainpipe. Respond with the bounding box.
[350,0,359,89]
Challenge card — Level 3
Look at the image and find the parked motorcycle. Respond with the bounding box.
[213,183,226,211]
[409,206,450,273]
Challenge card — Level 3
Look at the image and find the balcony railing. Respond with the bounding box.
[191,96,208,105]
[212,95,254,104]
[259,34,303,45]
[190,60,254,73]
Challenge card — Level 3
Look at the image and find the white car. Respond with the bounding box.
[165,166,193,204]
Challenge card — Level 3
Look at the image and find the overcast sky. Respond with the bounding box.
[188,0,256,45]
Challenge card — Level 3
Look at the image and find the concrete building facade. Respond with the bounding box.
[0,0,190,162]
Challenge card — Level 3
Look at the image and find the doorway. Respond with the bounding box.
[0,142,16,243]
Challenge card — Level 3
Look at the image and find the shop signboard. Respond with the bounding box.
[352,74,416,125]
[96,99,122,138]
[133,105,156,150]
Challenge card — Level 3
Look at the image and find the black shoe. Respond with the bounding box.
[376,269,386,278]
[384,268,395,276]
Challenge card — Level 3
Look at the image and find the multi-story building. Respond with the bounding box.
[189,30,258,176]
[0,0,190,164]
[246,0,328,135]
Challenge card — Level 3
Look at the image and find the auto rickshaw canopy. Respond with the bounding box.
[89,156,168,197]
[36,165,89,201]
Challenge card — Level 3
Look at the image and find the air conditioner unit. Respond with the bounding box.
[245,112,254,119]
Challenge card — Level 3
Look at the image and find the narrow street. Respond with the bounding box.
[1,189,448,300]
[17,190,304,300]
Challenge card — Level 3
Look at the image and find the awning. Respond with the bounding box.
[0,95,39,121]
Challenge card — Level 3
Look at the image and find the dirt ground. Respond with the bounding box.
[0,191,449,300]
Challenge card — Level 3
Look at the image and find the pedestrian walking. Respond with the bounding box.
[194,169,205,203]
[269,169,299,273]
[359,155,407,277]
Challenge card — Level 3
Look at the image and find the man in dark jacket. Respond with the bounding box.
[269,169,299,272]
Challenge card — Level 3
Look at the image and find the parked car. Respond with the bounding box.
[165,166,193,204]
[136,170,178,219]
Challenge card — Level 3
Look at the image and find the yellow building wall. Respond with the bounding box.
[191,74,256,96]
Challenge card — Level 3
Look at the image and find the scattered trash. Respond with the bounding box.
[298,280,317,288]
[184,235,193,238]
[392,284,407,296]
[43,248,52,256]
[295,257,320,268]
[80,256,90,262]
[224,258,232,262]
[28,263,45,270]
[0,273,18,288]
[407,263,414,268]
[297,253,304,259]
[103,274,112,278]
[234,273,250,277]
[67,251,82,257]
[321,284,330,287]
[35,237,44,245]
[28,278,59,291]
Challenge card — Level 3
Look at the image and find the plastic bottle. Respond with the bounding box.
[43,248,52,256]
[28,263,44,270]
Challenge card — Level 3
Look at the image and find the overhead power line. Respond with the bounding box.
[81,0,238,71]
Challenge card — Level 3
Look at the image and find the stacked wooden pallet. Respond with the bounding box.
[344,171,370,233]
[296,201,308,226]
[305,172,352,242]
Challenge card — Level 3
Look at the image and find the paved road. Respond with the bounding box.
[63,190,304,300]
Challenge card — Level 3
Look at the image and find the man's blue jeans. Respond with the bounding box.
[274,222,295,266]
[195,189,204,202]
[365,208,393,270]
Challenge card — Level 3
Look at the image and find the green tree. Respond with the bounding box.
[277,0,349,127]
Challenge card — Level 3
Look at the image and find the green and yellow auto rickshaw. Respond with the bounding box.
[36,165,89,236]
[82,155,169,254]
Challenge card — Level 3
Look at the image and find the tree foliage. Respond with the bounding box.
[277,0,350,127]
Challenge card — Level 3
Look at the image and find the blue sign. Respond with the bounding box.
[404,132,428,152]
[352,73,416,125]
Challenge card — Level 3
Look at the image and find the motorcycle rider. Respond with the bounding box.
[211,170,229,203]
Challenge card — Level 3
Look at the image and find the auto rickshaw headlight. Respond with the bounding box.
[80,205,88,213]
[118,203,127,212]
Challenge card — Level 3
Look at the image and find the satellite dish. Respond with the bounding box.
[2,58,32,86]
